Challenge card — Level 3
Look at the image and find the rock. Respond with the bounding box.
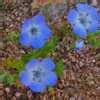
[5,87,10,93]
[69,96,76,100]
[15,92,22,98]
[0,41,5,50]
[0,90,4,96]
[0,83,4,89]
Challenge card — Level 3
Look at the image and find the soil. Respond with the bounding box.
[0,0,100,100]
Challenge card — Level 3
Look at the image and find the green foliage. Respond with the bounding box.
[22,36,59,63]
[4,36,59,86]
[55,59,64,77]
[5,36,59,72]
[95,30,100,35]
[69,43,75,49]
[60,24,71,35]
[0,72,18,85]
[87,32,100,48]
[7,31,19,43]
[5,58,25,71]
[0,0,5,10]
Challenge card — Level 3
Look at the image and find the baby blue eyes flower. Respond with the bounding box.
[98,10,100,29]
[19,58,57,93]
[75,40,84,52]
[19,15,52,48]
[67,3,99,38]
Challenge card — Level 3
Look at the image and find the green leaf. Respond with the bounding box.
[92,39,100,48]
[5,36,59,73]
[22,36,59,63]
[5,58,25,71]
[95,30,100,35]
[55,59,64,77]
[0,0,5,10]
[60,25,68,35]
[88,32,100,48]
[69,43,75,49]
[0,72,6,81]
[0,72,18,85]
[60,22,72,36]
[7,31,19,43]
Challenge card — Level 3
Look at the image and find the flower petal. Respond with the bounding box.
[76,3,99,20]
[88,6,99,20]
[19,33,32,46]
[73,24,87,38]
[88,20,98,32]
[41,58,56,71]
[21,19,33,32]
[32,15,45,24]
[31,36,46,48]
[44,72,57,86]
[98,12,100,29]
[76,3,89,12]
[29,82,46,93]
[25,59,39,71]
[75,40,84,50]
[19,71,32,86]
[67,9,78,23]
[39,24,52,40]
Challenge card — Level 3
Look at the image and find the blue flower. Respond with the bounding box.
[67,3,99,38]
[75,40,84,52]
[98,10,100,29]
[19,58,57,93]
[19,15,52,48]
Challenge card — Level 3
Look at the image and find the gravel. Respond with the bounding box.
[0,1,100,100]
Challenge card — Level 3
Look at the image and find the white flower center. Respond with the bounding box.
[30,27,38,35]
[79,12,89,24]
[76,12,92,30]
[31,66,46,82]
[29,24,40,36]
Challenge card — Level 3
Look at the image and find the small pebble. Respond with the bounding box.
[5,87,10,93]
[15,92,21,98]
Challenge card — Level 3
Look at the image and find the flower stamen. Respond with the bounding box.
[30,27,38,35]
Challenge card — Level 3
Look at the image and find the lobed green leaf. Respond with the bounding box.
[0,72,18,85]
[55,59,64,77]
[7,31,19,43]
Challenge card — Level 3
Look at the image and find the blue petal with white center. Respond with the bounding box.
[39,24,52,40]
[25,59,39,71]
[88,20,98,32]
[19,14,52,48]
[21,19,33,32]
[73,24,87,38]
[76,3,89,12]
[88,6,99,20]
[98,10,100,29]
[41,58,55,71]
[20,32,32,46]
[67,3,99,38]
[19,58,58,93]
[29,82,46,93]
[44,72,57,86]
[75,40,84,51]
[67,9,78,24]
[31,36,46,48]
[19,71,32,86]
[32,15,45,24]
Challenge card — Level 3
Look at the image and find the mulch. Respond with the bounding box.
[0,1,100,100]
